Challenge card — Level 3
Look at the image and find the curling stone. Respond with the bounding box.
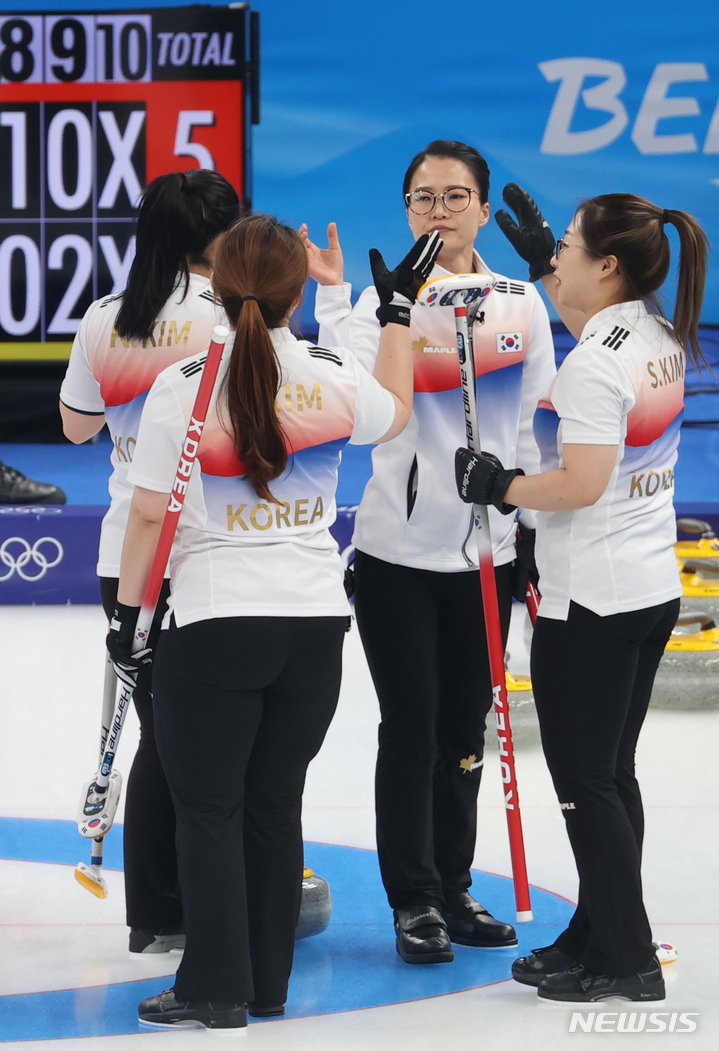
[504,672,540,748]
[296,867,332,940]
[654,941,678,965]
[675,518,719,618]
[650,609,719,710]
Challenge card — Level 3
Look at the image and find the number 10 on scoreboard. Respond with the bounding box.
[0,4,259,357]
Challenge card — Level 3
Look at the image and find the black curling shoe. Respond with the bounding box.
[394,906,454,964]
[537,956,666,1003]
[138,988,248,1029]
[442,892,518,948]
[512,943,577,986]
[0,461,66,505]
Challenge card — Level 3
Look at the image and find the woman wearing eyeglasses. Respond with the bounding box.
[301,140,556,964]
[460,192,708,1002]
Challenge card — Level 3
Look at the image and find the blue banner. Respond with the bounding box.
[0,505,102,603]
[250,0,719,326]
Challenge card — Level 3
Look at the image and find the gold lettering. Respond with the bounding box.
[110,328,130,349]
[227,504,249,531]
[159,320,166,346]
[297,382,322,411]
[285,384,292,412]
[250,503,273,530]
[662,469,673,490]
[126,436,136,462]
[146,321,157,347]
[294,498,309,525]
[647,361,658,388]
[309,496,324,523]
[645,471,660,496]
[629,472,644,497]
[113,435,128,462]
[275,501,291,527]
[672,352,684,381]
[659,357,671,384]
[168,320,191,346]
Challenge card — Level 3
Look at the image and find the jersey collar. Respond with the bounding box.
[270,326,299,347]
[429,248,495,281]
[221,325,297,360]
[579,299,647,342]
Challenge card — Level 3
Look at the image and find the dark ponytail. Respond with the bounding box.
[211,215,309,502]
[115,169,240,341]
[664,208,709,367]
[578,193,709,369]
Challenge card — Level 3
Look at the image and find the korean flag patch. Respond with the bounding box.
[496,332,523,354]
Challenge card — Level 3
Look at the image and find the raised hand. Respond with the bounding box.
[495,184,556,283]
[369,230,443,327]
[298,222,344,286]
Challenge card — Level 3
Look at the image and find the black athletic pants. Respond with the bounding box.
[353,550,512,911]
[531,598,679,977]
[152,615,346,1005]
[100,577,180,932]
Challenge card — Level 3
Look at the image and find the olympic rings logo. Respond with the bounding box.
[0,537,64,582]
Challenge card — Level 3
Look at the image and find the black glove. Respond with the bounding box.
[511,526,538,603]
[455,447,525,515]
[495,183,556,283]
[106,602,153,690]
[369,229,443,327]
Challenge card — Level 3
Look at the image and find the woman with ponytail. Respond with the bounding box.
[60,169,240,953]
[110,214,441,1029]
[463,192,709,1003]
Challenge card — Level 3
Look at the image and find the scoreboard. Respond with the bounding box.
[0,4,259,360]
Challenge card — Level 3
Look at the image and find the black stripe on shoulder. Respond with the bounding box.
[509,282,526,295]
[198,289,219,304]
[493,280,508,294]
[180,354,207,378]
[308,347,343,367]
[99,293,124,308]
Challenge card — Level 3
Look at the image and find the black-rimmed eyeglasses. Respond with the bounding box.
[405,187,479,215]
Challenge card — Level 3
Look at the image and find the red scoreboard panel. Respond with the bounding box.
[0,5,259,360]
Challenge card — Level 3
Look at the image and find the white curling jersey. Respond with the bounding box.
[315,252,556,571]
[60,274,226,576]
[533,300,684,619]
[127,327,395,625]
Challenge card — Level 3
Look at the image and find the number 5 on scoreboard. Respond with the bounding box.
[174,110,215,170]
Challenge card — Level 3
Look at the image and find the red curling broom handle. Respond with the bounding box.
[455,304,533,922]
[132,323,230,651]
[525,579,540,627]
